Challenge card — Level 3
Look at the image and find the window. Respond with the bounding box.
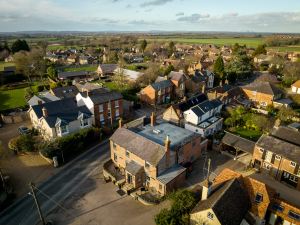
[126,151,130,158]
[290,161,296,167]
[80,118,89,127]
[259,148,264,153]
[192,141,196,147]
[275,155,281,160]
[288,211,300,221]
[100,114,104,122]
[113,143,117,149]
[145,162,150,169]
[115,101,119,108]
[115,108,120,117]
[99,104,103,112]
[263,162,271,170]
[114,153,118,162]
[272,204,284,212]
[255,193,263,204]
[159,184,162,190]
[146,176,150,182]
[207,212,214,220]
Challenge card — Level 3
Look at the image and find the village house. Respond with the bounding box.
[27,91,60,107]
[28,98,93,140]
[190,168,300,225]
[186,69,215,94]
[163,94,207,127]
[291,80,300,94]
[139,80,173,105]
[66,54,78,64]
[76,89,123,128]
[50,85,79,99]
[79,55,93,65]
[241,81,284,108]
[103,115,207,196]
[252,125,300,191]
[97,64,118,77]
[168,71,187,99]
[57,71,90,81]
[184,99,223,138]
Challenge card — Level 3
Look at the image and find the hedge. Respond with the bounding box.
[40,127,101,160]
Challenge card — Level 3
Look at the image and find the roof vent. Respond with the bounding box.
[153,129,161,134]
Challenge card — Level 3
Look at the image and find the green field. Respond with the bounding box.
[63,65,97,72]
[268,45,300,53]
[146,37,265,48]
[0,87,27,111]
[0,62,15,71]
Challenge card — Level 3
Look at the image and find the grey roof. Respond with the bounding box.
[136,122,200,150]
[177,94,208,112]
[51,85,79,99]
[28,91,60,106]
[98,64,118,74]
[191,179,250,225]
[222,132,256,154]
[126,161,143,175]
[256,134,300,163]
[151,80,173,91]
[190,99,222,117]
[157,165,186,184]
[110,128,166,166]
[82,89,123,104]
[271,126,300,147]
[58,71,89,79]
[242,82,282,96]
[31,98,92,128]
[168,71,185,81]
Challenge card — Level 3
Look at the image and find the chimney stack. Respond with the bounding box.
[201,180,212,200]
[150,112,156,127]
[202,84,206,93]
[219,80,223,87]
[42,107,48,118]
[165,135,171,167]
[225,79,229,85]
[119,118,123,128]
[37,100,43,105]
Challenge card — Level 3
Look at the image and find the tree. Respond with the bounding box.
[164,64,174,76]
[29,48,46,81]
[213,56,225,85]
[282,62,300,85]
[14,51,32,82]
[168,41,176,57]
[140,39,147,53]
[47,66,57,79]
[277,106,298,123]
[11,39,30,53]
[253,44,267,56]
[137,62,160,85]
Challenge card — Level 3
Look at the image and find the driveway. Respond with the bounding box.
[0,121,55,198]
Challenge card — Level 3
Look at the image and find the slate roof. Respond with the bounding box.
[151,80,173,91]
[31,98,92,128]
[110,128,166,166]
[191,179,250,225]
[222,132,256,154]
[168,71,185,81]
[177,94,208,112]
[189,99,223,117]
[51,85,79,99]
[271,126,300,147]
[81,89,123,104]
[98,64,118,74]
[256,134,300,163]
[157,165,186,184]
[242,82,282,96]
[126,161,143,175]
[58,71,89,79]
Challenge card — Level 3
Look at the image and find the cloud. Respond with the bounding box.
[176,12,184,17]
[177,13,210,22]
[140,0,174,7]
[127,20,158,26]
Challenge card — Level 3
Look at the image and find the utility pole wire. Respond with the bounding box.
[29,182,46,225]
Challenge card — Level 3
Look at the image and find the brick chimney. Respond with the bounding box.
[201,180,212,200]
[150,112,156,127]
[119,118,123,128]
[219,80,223,87]
[165,135,171,167]
[42,107,48,118]
[202,84,206,93]
[37,100,43,105]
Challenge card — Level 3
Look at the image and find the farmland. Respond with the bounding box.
[0,87,27,111]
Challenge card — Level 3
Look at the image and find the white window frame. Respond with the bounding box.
[80,118,89,128]
[100,114,104,122]
[99,104,103,113]
[57,125,69,136]
[275,155,281,161]
[207,212,214,220]
[115,101,119,108]
[259,148,264,153]
[115,108,120,117]
[290,161,296,167]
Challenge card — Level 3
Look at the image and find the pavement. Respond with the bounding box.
[0,121,55,198]
[0,140,164,225]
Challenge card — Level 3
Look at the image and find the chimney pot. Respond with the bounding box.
[119,118,123,128]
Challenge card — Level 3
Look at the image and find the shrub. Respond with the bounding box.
[9,135,36,153]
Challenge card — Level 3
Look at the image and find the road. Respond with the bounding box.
[0,141,110,225]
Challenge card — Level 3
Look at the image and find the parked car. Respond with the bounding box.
[18,126,30,135]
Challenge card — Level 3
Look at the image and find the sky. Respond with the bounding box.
[0,0,300,32]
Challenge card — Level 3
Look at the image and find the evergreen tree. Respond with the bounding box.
[140,39,147,53]
[11,39,30,53]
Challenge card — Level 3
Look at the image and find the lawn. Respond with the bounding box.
[63,65,97,72]
[0,87,27,111]
[0,62,15,71]
[146,37,264,48]
[232,128,262,141]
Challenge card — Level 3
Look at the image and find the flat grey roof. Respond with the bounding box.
[157,165,186,184]
[137,122,199,149]
[222,132,256,154]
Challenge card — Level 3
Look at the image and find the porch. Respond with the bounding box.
[103,159,125,185]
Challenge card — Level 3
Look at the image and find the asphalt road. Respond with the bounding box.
[0,141,110,225]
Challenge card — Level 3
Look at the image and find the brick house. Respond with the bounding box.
[291,80,300,94]
[163,94,207,127]
[168,71,187,99]
[104,116,207,196]
[190,168,300,225]
[252,126,300,191]
[76,89,123,128]
[207,84,244,105]
[241,81,283,108]
[139,80,173,105]
[97,64,118,77]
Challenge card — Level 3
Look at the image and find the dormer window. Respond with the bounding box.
[56,124,69,136]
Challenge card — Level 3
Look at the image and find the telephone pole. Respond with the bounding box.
[29,182,46,225]
[207,158,211,183]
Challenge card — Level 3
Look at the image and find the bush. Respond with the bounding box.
[8,134,36,153]
[40,127,101,160]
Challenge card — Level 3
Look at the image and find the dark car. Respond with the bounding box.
[18,126,30,135]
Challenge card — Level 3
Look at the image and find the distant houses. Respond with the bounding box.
[291,80,300,94]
